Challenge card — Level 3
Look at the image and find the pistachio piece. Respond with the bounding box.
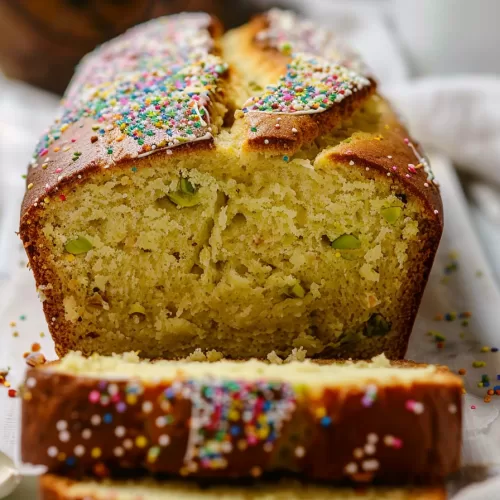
[249,81,264,92]
[168,177,201,207]
[168,192,201,207]
[289,282,305,298]
[180,177,195,194]
[331,234,361,250]
[381,207,402,224]
[364,313,392,337]
[64,237,93,255]
[129,303,146,315]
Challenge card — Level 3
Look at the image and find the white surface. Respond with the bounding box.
[0,452,20,499]
[1,2,500,498]
[391,0,500,75]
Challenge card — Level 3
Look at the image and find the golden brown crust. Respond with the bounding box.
[329,99,442,220]
[23,362,462,483]
[39,474,448,499]
[229,13,377,154]
[243,83,376,154]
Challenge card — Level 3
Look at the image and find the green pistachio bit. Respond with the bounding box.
[331,234,361,250]
[128,303,146,315]
[290,283,305,298]
[381,207,402,224]
[180,177,196,195]
[364,313,392,337]
[339,251,362,261]
[168,177,200,207]
[249,81,263,92]
[64,237,93,255]
[167,191,201,207]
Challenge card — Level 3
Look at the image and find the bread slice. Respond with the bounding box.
[20,10,442,362]
[22,353,461,484]
[40,474,447,499]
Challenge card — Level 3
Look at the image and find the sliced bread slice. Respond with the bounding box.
[40,474,447,499]
[22,353,462,484]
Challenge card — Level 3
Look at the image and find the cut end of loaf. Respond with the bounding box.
[27,99,438,360]
[44,352,458,389]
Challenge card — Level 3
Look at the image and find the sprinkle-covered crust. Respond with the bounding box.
[255,9,367,74]
[40,474,448,500]
[240,53,375,153]
[234,10,376,153]
[22,360,462,484]
[21,13,227,217]
[42,13,225,157]
[242,54,370,115]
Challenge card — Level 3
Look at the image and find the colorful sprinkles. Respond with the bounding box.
[0,367,11,392]
[456,342,500,404]
[256,9,366,74]
[181,379,296,474]
[242,54,370,115]
[24,366,461,480]
[31,14,227,167]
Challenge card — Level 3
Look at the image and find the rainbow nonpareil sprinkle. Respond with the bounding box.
[242,54,370,115]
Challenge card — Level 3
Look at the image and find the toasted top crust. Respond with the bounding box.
[234,11,375,153]
[20,9,442,226]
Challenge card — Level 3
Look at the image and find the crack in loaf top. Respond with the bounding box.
[22,13,228,217]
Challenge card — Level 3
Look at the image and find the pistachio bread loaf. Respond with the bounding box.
[20,10,442,360]
[22,353,461,483]
[40,474,447,499]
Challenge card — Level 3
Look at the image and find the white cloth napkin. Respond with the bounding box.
[388,76,500,186]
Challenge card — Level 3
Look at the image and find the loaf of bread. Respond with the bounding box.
[20,9,443,360]
[22,353,461,483]
[40,474,447,499]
